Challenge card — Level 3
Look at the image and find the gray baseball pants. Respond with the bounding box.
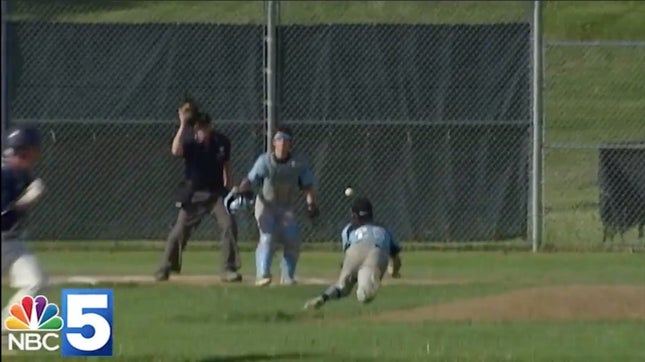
[160,193,241,274]
[335,242,390,303]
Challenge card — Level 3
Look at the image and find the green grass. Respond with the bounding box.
[30,250,645,284]
[8,1,645,41]
[3,251,645,361]
[6,1,645,247]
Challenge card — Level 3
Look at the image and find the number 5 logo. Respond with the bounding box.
[61,289,114,357]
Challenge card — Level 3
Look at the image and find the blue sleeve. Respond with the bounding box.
[387,229,401,256]
[298,163,315,190]
[341,224,352,252]
[247,154,268,186]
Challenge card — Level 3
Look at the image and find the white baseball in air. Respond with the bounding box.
[344,187,355,197]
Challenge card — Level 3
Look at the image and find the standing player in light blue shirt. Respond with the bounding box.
[304,197,402,309]
[237,126,319,286]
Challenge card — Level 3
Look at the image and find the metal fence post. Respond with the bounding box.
[265,0,278,153]
[1,0,8,147]
[530,0,544,252]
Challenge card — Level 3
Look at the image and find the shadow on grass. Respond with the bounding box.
[197,353,321,362]
[167,310,306,325]
[197,353,386,362]
[221,310,302,324]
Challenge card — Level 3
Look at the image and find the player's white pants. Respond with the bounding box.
[1,238,48,334]
[336,242,389,303]
[254,199,300,282]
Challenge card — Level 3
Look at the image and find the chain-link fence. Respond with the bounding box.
[11,2,642,249]
[277,1,533,243]
[5,1,266,241]
[4,0,538,244]
[544,41,645,247]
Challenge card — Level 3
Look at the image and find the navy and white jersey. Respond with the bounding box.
[247,152,315,205]
[1,161,33,236]
[341,222,401,256]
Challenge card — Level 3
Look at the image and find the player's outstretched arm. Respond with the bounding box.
[238,154,268,192]
[14,178,46,211]
[303,187,319,219]
[299,162,319,218]
[387,229,402,278]
[388,254,402,278]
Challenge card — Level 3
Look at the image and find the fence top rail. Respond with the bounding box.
[546,40,645,48]
[546,142,645,150]
[11,118,530,126]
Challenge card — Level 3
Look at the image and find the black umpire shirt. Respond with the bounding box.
[181,129,231,193]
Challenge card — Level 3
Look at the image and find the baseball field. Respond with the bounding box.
[4,1,645,361]
[8,0,645,247]
[2,250,645,361]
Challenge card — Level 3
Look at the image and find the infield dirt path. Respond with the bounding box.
[43,274,471,287]
[370,285,645,322]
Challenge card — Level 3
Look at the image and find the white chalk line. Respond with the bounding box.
[9,275,470,287]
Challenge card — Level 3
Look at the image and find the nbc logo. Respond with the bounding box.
[5,295,64,352]
[3,289,114,357]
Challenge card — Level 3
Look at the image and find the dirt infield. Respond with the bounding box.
[370,285,645,322]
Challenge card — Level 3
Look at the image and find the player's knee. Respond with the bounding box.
[258,232,273,247]
[283,237,301,253]
[356,268,379,304]
[283,224,299,241]
[168,223,187,240]
[356,286,376,304]
[217,213,234,231]
[19,270,48,295]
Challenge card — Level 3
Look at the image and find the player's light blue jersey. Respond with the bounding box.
[341,223,401,256]
[247,153,315,205]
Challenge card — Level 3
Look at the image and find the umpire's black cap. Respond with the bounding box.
[351,197,374,221]
[6,127,41,151]
[194,112,212,126]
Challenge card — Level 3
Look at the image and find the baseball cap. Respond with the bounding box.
[194,112,212,126]
[6,127,41,151]
[351,197,374,221]
[273,126,293,141]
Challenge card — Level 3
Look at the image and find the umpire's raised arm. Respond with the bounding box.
[171,98,198,157]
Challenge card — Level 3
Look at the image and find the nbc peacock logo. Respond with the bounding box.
[4,295,64,352]
[5,295,64,331]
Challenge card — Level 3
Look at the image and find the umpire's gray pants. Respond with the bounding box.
[161,193,240,274]
[336,242,390,303]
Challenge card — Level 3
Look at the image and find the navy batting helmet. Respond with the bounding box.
[6,127,41,151]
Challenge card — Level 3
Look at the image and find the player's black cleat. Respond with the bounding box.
[221,270,243,283]
[154,265,171,282]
